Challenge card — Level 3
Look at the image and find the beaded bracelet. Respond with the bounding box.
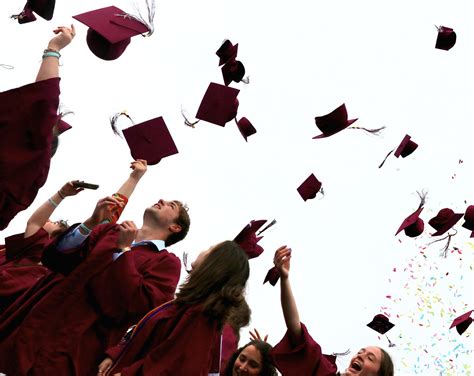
[48,198,58,208]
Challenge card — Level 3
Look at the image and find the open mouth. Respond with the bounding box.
[350,360,362,372]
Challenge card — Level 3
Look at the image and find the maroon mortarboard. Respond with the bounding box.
[297,174,323,201]
[263,266,280,286]
[195,83,240,127]
[394,134,418,158]
[122,116,178,165]
[216,40,239,66]
[428,208,463,236]
[221,60,246,86]
[435,26,456,51]
[236,117,256,141]
[73,6,149,61]
[449,310,473,335]
[17,0,55,21]
[367,314,395,335]
[313,104,358,139]
[461,205,474,237]
[395,207,424,238]
[12,6,37,24]
[234,219,267,259]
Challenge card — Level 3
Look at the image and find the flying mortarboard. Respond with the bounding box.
[234,219,267,259]
[461,205,474,237]
[11,6,37,24]
[394,134,418,158]
[221,60,246,86]
[263,266,280,286]
[428,208,463,236]
[56,119,72,134]
[13,0,55,22]
[216,40,239,66]
[367,314,395,335]
[297,173,323,201]
[313,104,358,139]
[236,117,256,141]
[73,6,150,61]
[435,26,456,51]
[121,116,178,165]
[195,83,240,127]
[395,207,424,238]
[449,310,473,335]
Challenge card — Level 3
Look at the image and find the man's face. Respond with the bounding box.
[146,199,181,227]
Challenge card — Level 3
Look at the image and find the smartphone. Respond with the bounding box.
[73,181,99,190]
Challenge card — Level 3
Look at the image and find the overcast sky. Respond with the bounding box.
[1,0,473,374]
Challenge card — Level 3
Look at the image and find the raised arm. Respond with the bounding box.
[274,245,302,346]
[115,160,148,199]
[24,180,83,238]
[36,24,75,82]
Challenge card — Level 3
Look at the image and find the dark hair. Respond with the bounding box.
[223,340,277,376]
[165,201,190,247]
[174,241,250,330]
[378,348,394,376]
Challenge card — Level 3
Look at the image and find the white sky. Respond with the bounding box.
[1,0,473,374]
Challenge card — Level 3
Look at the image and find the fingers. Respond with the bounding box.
[119,221,137,231]
[274,246,291,266]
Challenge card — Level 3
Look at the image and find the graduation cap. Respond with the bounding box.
[216,40,239,66]
[234,219,267,259]
[435,26,456,51]
[395,207,424,238]
[428,208,463,236]
[56,119,72,135]
[236,117,256,141]
[11,6,37,24]
[461,205,474,237]
[222,60,246,86]
[73,6,150,61]
[297,174,323,201]
[263,266,280,286]
[122,116,179,165]
[449,310,473,335]
[367,314,395,335]
[313,104,358,139]
[196,83,240,126]
[379,135,419,168]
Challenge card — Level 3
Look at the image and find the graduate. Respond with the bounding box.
[97,240,250,375]
[0,180,82,313]
[0,160,190,376]
[0,25,76,230]
[270,246,394,376]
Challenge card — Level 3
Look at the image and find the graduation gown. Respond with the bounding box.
[271,323,338,376]
[0,77,61,230]
[0,228,51,313]
[0,223,181,376]
[106,303,220,375]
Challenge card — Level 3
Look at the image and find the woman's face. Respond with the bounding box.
[344,346,382,376]
[190,243,219,270]
[232,344,262,376]
[42,219,67,236]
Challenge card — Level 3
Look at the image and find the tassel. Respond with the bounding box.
[117,0,156,36]
[0,64,14,69]
[386,334,396,347]
[182,251,192,274]
[181,109,199,128]
[332,349,351,356]
[378,149,394,168]
[349,126,386,136]
[416,190,428,209]
[427,229,457,258]
[110,111,134,138]
[256,219,277,236]
[241,76,250,85]
[58,103,74,119]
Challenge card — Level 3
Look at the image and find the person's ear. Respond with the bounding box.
[169,223,182,233]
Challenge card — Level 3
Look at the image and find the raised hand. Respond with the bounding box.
[273,245,291,280]
[249,328,268,342]
[59,180,84,197]
[130,159,148,181]
[47,24,76,51]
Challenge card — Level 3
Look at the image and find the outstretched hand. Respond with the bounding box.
[249,328,268,342]
[48,24,76,51]
[273,245,291,280]
[91,196,123,224]
[59,180,84,197]
[130,159,148,180]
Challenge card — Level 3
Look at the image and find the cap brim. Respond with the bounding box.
[431,213,463,236]
[395,207,424,236]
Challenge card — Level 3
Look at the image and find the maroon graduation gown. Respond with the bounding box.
[0,77,61,230]
[0,223,181,376]
[0,228,51,313]
[106,303,220,375]
[271,323,338,376]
